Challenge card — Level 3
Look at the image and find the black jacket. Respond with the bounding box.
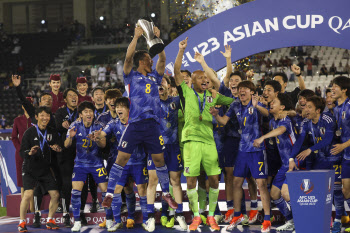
[20,126,61,177]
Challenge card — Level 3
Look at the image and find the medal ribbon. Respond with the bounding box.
[86,124,93,152]
[309,116,321,145]
[337,98,348,134]
[67,107,77,122]
[32,123,47,154]
[237,101,252,130]
[94,105,106,118]
[193,90,206,118]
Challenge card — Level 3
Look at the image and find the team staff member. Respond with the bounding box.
[76,77,93,103]
[55,88,79,227]
[12,97,34,213]
[18,107,62,232]
[49,74,65,113]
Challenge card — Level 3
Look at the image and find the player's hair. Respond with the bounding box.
[230,71,244,80]
[133,50,150,68]
[115,97,130,109]
[92,86,105,97]
[163,74,171,85]
[306,95,325,114]
[237,80,256,93]
[169,76,177,88]
[264,80,281,93]
[273,72,288,83]
[180,70,191,77]
[105,89,122,100]
[39,92,52,102]
[276,93,294,111]
[63,88,79,99]
[298,89,315,99]
[78,101,95,114]
[35,106,51,115]
[325,88,332,95]
[333,76,350,96]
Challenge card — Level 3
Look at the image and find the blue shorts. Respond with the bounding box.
[342,159,350,179]
[313,158,342,183]
[117,164,148,186]
[272,165,289,190]
[234,150,268,179]
[219,137,239,168]
[106,154,118,174]
[147,144,183,172]
[117,119,164,155]
[265,143,281,176]
[72,166,108,184]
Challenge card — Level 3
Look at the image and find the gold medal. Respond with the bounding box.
[238,129,242,134]
[314,150,318,154]
[166,122,171,128]
[199,115,203,121]
[269,139,274,145]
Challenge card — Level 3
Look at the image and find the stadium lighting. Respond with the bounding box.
[151,13,156,18]
[41,20,46,25]
[99,16,104,21]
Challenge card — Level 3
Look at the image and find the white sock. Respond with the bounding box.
[47,217,52,221]
[19,219,26,224]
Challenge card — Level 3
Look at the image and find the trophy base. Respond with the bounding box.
[149,43,165,56]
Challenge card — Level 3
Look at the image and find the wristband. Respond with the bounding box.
[296,72,302,77]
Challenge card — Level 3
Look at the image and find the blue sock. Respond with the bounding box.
[175,203,183,214]
[251,200,258,209]
[102,192,113,220]
[71,189,81,221]
[214,203,221,215]
[287,200,291,207]
[234,211,241,217]
[241,188,247,215]
[111,193,122,223]
[226,200,233,210]
[107,164,124,194]
[273,197,292,221]
[126,192,136,220]
[155,165,170,192]
[140,196,148,223]
[264,214,270,221]
[147,204,155,214]
[161,199,169,217]
[334,184,345,220]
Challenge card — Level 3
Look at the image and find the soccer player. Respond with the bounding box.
[174,38,233,231]
[64,101,113,232]
[254,93,296,232]
[147,75,187,231]
[76,77,93,103]
[49,74,66,113]
[289,95,343,233]
[325,88,336,114]
[92,86,107,118]
[211,80,271,232]
[273,64,306,106]
[330,76,350,232]
[18,106,62,232]
[102,26,177,224]
[55,88,79,227]
[94,97,148,231]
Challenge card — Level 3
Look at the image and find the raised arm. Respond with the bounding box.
[64,126,76,148]
[291,64,306,90]
[154,27,166,76]
[194,52,220,91]
[124,27,143,75]
[221,45,232,87]
[174,38,188,86]
[252,95,269,117]
[12,75,35,118]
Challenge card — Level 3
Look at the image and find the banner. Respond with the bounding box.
[0,141,20,207]
[153,0,350,74]
[0,129,12,141]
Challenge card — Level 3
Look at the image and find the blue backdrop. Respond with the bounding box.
[152,0,350,74]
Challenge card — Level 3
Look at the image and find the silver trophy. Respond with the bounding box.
[136,17,164,56]
[303,179,311,192]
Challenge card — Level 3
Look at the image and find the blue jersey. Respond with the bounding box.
[124,69,162,124]
[292,113,340,162]
[226,99,265,152]
[293,114,304,135]
[96,111,117,127]
[67,120,104,167]
[219,82,234,98]
[213,107,225,154]
[103,119,146,165]
[334,98,350,160]
[159,96,181,144]
[270,116,296,166]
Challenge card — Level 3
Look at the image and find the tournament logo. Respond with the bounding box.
[170,102,176,110]
[207,96,213,103]
[300,179,314,194]
[343,111,346,119]
[121,141,128,148]
[47,134,52,142]
[248,107,254,115]
[185,167,190,174]
[320,127,325,135]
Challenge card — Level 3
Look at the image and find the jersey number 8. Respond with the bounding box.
[145,84,151,93]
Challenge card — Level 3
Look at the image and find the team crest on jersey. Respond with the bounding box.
[320,127,325,135]
[185,167,190,174]
[148,160,152,166]
[248,107,254,115]
[121,141,128,148]
[72,173,75,178]
[170,102,176,110]
[207,96,213,103]
[343,111,346,119]
[148,76,156,82]
[47,134,52,142]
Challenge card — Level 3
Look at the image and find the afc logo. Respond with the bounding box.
[300,179,314,194]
